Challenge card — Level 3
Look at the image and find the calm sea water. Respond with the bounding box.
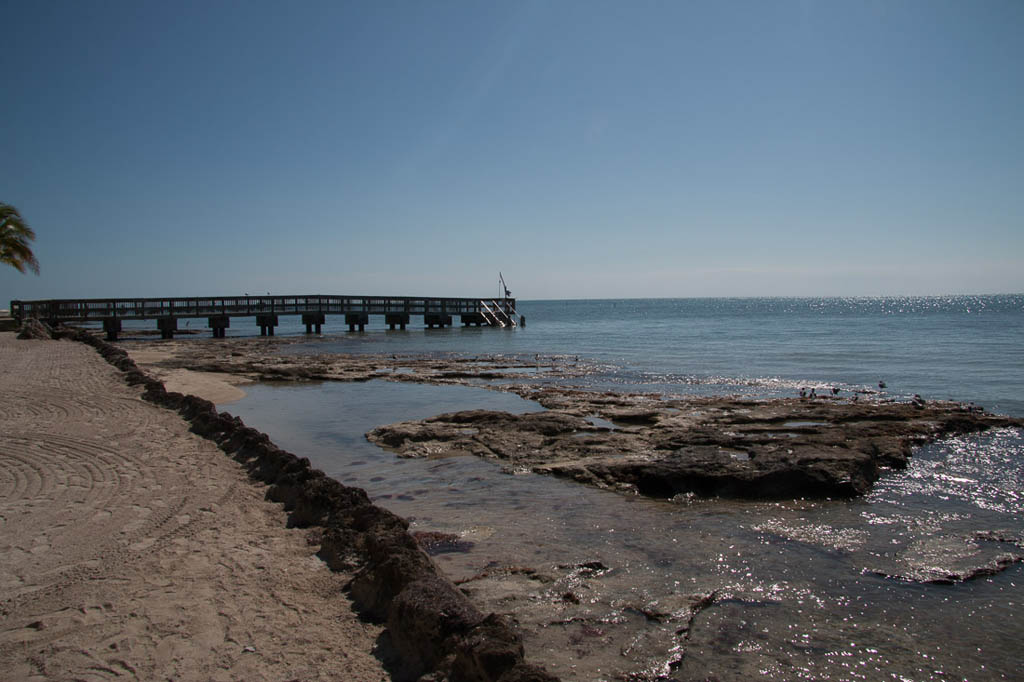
[220,296,1024,681]
[250,295,1023,416]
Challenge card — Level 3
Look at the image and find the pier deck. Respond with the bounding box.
[10,294,518,339]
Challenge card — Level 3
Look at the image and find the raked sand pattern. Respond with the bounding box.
[0,333,388,681]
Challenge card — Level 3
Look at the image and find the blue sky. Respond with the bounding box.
[2,0,1022,301]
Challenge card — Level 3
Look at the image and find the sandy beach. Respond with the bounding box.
[0,333,388,681]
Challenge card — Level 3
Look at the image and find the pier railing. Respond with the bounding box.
[10,295,506,321]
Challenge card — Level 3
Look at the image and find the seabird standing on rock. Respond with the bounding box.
[878,380,887,389]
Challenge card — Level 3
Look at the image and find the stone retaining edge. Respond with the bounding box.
[63,328,559,682]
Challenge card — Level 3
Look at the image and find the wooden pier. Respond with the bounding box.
[10,294,519,340]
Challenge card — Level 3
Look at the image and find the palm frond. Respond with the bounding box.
[0,202,40,274]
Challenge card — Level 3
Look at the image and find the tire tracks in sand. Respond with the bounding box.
[0,334,388,681]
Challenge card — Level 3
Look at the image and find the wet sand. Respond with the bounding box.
[127,347,251,404]
[0,333,388,681]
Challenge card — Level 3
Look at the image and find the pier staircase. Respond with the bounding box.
[480,299,518,327]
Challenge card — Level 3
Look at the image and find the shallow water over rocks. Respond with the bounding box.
[224,379,1024,681]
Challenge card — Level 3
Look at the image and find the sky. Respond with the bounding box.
[2,0,1022,302]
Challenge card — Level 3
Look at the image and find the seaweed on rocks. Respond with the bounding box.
[69,329,555,682]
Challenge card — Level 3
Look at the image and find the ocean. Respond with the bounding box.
[220,296,1024,681]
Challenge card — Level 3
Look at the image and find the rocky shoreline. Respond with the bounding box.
[97,331,1024,680]
[116,334,1023,501]
[118,334,583,385]
[27,328,1019,680]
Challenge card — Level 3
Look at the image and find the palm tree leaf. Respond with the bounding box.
[0,202,40,274]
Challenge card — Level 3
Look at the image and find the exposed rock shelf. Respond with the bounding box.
[368,392,1023,499]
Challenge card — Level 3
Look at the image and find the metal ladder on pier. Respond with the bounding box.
[480,299,518,327]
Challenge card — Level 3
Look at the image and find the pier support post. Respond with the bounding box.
[157,317,177,340]
[208,315,230,338]
[385,313,409,330]
[345,313,368,332]
[256,314,278,336]
[424,313,452,329]
[460,313,486,327]
[302,313,326,334]
[103,318,121,341]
